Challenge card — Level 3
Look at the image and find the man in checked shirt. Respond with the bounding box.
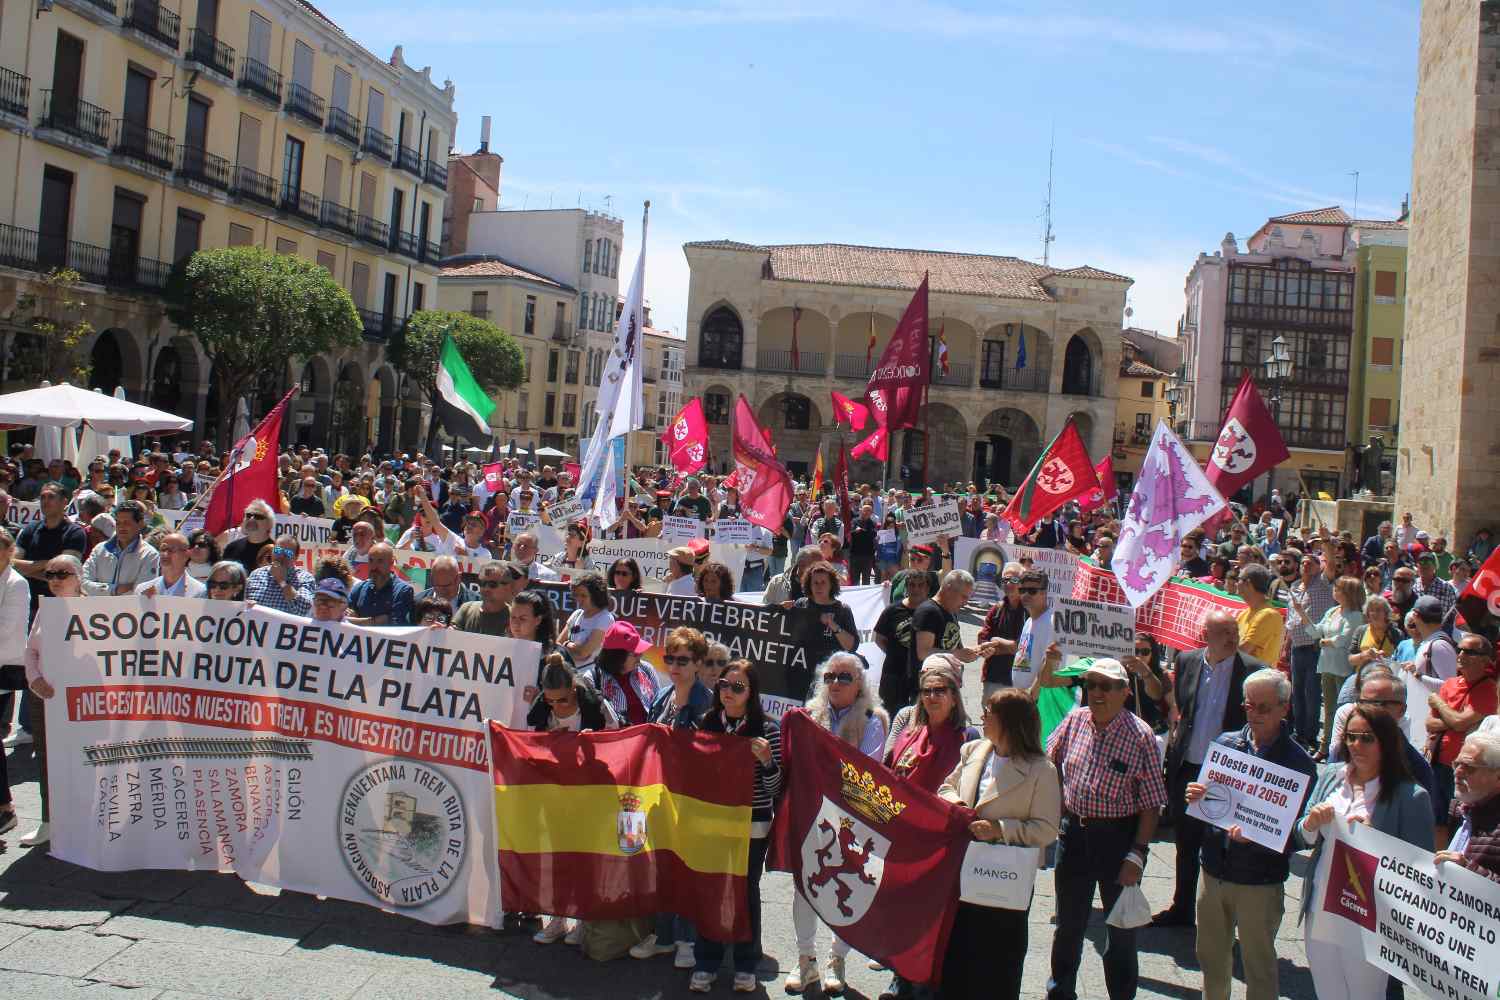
[1042,652,1168,1000]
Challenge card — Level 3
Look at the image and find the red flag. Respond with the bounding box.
[850,425,889,462]
[563,461,581,483]
[810,448,825,500]
[1458,546,1500,630]
[202,387,295,535]
[731,394,794,530]
[835,441,853,530]
[482,461,505,492]
[768,711,973,984]
[830,390,870,431]
[865,311,877,368]
[999,416,1100,533]
[866,274,929,430]
[660,398,709,474]
[791,305,802,371]
[1205,370,1291,501]
[1079,455,1117,513]
[867,387,889,427]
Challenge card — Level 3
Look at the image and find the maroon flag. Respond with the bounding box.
[834,441,853,531]
[731,394,793,531]
[202,387,296,534]
[769,711,973,985]
[1205,370,1291,500]
[866,274,929,429]
[830,390,870,431]
[1079,455,1117,514]
[850,425,889,462]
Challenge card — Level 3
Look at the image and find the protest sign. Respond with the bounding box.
[159,509,335,547]
[661,515,705,544]
[546,496,587,527]
[1402,673,1443,749]
[877,528,897,546]
[39,596,535,927]
[1310,821,1500,1000]
[952,537,1078,607]
[1184,741,1311,851]
[506,512,540,535]
[712,518,754,544]
[903,500,962,546]
[585,537,746,592]
[12,499,40,524]
[1049,596,1136,661]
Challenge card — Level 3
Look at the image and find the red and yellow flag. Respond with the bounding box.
[810,447,825,500]
[489,723,755,940]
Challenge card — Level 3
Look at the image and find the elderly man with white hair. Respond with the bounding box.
[1184,668,1317,1000]
[1435,730,1500,882]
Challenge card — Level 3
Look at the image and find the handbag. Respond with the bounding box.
[957,752,1038,910]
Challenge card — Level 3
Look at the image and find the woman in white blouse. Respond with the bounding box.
[0,528,32,835]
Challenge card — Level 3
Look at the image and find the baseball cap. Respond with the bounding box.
[1413,595,1444,624]
[602,621,652,654]
[667,545,696,565]
[1084,659,1130,684]
[314,577,350,602]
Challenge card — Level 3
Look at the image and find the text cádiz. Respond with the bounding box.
[66,612,514,722]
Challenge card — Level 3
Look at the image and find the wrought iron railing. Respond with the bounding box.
[0,67,29,118]
[238,56,281,104]
[355,214,389,247]
[423,159,447,189]
[232,165,277,207]
[186,27,234,77]
[283,83,324,127]
[38,90,110,146]
[319,200,356,236]
[361,125,392,161]
[978,364,1050,393]
[279,186,321,222]
[394,143,421,176]
[325,106,360,146]
[112,118,174,171]
[756,348,825,375]
[123,0,181,49]
[176,144,231,190]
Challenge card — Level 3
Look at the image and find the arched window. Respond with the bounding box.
[699,306,743,370]
[1061,335,1096,396]
[300,362,318,395]
[583,240,593,273]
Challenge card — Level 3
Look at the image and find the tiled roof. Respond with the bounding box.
[644,325,685,342]
[1122,358,1169,378]
[1353,218,1408,230]
[685,241,1132,301]
[1269,206,1351,226]
[439,256,573,291]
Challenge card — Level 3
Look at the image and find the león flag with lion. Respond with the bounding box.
[999,416,1099,533]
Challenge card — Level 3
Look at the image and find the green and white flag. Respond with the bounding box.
[436,333,495,444]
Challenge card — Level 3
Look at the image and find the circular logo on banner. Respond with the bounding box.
[687,442,705,463]
[1198,783,1234,821]
[338,759,466,908]
[673,418,689,441]
[1036,458,1075,495]
[1211,417,1256,474]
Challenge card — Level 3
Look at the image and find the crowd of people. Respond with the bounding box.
[4,436,1500,1000]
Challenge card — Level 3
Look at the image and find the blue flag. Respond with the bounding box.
[1016,329,1027,370]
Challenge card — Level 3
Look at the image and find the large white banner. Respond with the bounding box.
[586,537,746,592]
[39,597,535,927]
[160,508,338,547]
[1310,821,1500,1000]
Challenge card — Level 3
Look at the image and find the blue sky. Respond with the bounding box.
[322,0,1419,339]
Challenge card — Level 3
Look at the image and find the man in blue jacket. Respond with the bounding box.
[1185,667,1316,1000]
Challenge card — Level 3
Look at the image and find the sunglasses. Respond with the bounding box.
[919,687,951,698]
[1344,731,1378,746]
[43,569,76,580]
[1082,680,1121,692]
[1017,587,1043,595]
[716,678,748,694]
[479,580,506,589]
[420,614,450,625]
[208,578,236,589]
[1001,577,1020,586]
[706,658,728,667]
[1459,648,1490,657]
[272,547,296,559]
[662,654,693,666]
[822,671,856,686]
[244,512,267,521]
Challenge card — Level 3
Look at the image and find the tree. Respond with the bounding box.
[4,268,95,387]
[388,309,525,454]
[166,246,362,448]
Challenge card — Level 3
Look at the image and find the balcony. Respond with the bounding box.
[358,307,396,342]
[423,158,447,190]
[757,347,826,376]
[38,91,110,147]
[394,143,421,177]
[931,362,972,387]
[355,214,388,248]
[123,0,180,50]
[832,354,874,380]
[176,144,231,191]
[238,56,281,105]
[0,222,172,295]
[319,200,356,236]
[420,238,441,263]
[278,186,320,223]
[361,125,392,161]
[389,230,418,260]
[978,364,1050,393]
[111,118,174,172]
[58,0,117,21]
[185,27,234,78]
[107,251,172,292]
[0,67,27,119]
[283,83,323,127]
[232,165,277,207]
[325,106,360,147]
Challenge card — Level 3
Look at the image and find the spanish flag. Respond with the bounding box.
[810,447,825,500]
[489,723,755,940]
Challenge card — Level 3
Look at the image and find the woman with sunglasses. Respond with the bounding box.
[608,558,644,592]
[700,642,732,686]
[688,659,782,993]
[17,554,84,846]
[786,651,888,994]
[204,561,247,601]
[1297,705,1432,1000]
[185,530,220,582]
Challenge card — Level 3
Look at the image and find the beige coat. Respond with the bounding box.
[937,739,1062,863]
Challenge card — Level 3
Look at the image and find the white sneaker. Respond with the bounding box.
[532,916,568,945]
[629,933,675,960]
[784,954,818,994]
[822,954,846,995]
[689,971,716,993]
[18,822,48,847]
[675,940,697,969]
[564,921,584,946]
[733,971,757,992]
[2,730,32,748]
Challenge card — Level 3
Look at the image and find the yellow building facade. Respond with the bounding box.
[0,0,455,453]
[1349,225,1407,494]
[1109,345,1173,492]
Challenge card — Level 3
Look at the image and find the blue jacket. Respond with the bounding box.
[646,680,713,730]
[1199,723,1317,886]
[1295,763,1434,921]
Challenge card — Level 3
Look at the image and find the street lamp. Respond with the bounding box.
[1163,376,1181,428]
[1260,334,1293,420]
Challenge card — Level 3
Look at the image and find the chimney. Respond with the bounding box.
[479,116,491,153]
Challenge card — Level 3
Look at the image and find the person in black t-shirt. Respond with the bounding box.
[221,500,276,574]
[911,570,980,666]
[14,484,87,614]
[873,569,936,715]
[847,501,879,586]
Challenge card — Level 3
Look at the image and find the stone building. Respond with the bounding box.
[1397,0,1500,543]
[0,0,456,453]
[440,115,499,258]
[680,240,1130,489]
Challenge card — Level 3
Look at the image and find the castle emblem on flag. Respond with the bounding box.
[617,790,647,855]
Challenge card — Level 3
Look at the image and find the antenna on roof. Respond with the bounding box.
[1349,170,1360,222]
[604,195,614,215]
[1041,125,1057,266]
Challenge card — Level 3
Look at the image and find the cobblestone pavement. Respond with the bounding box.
[0,616,1322,999]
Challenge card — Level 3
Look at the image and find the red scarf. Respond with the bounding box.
[886,721,968,793]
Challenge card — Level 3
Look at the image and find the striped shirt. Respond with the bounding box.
[1047,707,1167,819]
[698,711,783,835]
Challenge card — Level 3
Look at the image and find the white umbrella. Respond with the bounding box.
[534,446,571,459]
[0,383,192,434]
[77,390,110,463]
[60,422,79,467]
[107,387,134,459]
[232,397,251,443]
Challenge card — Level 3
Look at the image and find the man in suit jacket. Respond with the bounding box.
[1151,610,1258,928]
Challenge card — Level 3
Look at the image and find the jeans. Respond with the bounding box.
[1290,645,1321,745]
[653,912,694,948]
[1047,815,1138,1000]
[696,837,767,975]
[1168,763,1205,916]
[739,563,766,594]
[768,554,786,581]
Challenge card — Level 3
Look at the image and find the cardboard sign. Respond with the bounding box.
[1186,740,1310,852]
[506,511,540,535]
[1049,596,1136,661]
[712,518,754,544]
[546,496,587,527]
[903,500,962,546]
[661,515,705,544]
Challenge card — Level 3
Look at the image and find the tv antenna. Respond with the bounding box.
[1041,126,1057,266]
[1349,170,1360,222]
